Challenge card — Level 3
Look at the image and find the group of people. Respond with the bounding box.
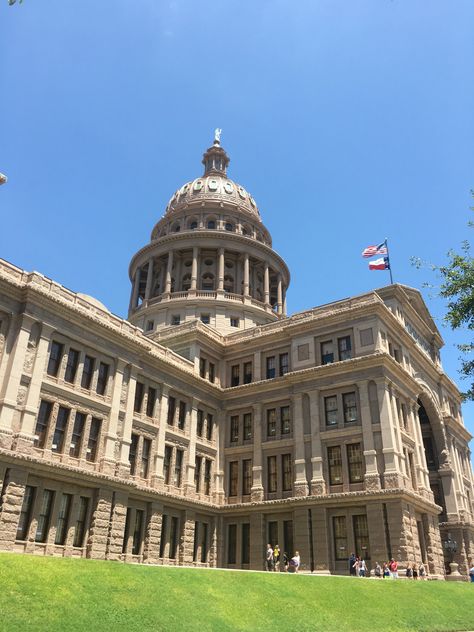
[266,544,300,573]
[349,554,427,579]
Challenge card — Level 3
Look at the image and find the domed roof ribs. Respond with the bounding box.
[202,131,230,176]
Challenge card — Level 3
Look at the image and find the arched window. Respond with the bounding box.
[225,222,233,232]
[188,218,198,230]
[172,222,181,233]
[202,273,215,291]
[224,275,234,293]
[182,273,191,292]
[207,220,216,230]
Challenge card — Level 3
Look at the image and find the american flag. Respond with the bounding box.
[362,241,388,258]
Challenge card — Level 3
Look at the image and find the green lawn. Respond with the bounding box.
[0,554,473,632]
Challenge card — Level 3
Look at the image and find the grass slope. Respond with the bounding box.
[0,554,473,632]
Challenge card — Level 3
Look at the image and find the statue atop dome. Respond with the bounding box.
[214,128,222,144]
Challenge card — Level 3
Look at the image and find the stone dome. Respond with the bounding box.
[165,175,261,221]
[163,138,261,221]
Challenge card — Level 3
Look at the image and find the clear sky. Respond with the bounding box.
[1,1,473,439]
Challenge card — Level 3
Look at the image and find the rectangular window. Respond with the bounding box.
[401,403,408,430]
[241,523,250,565]
[73,496,89,548]
[283,520,294,560]
[338,336,352,361]
[230,317,239,328]
[347,443,364,483]
[174,449,183,487]
[343,392,358,423]
[267,409,276,438]
[193,521,199,562]
[200,314,210,325]
[129,434,139,475]
[134,381,145,413]
[353,514,370,559]
[194,456,202,493]
[47,341,64,377]
[69,411,86,458]
[229,461,238,496]
[86,418,101,462]
[279,352,289,376]
[122,508,131,554]
[132,509,144,555]
[266,356,276,379]
[280,406,291,435]
[35,489,54,543]
[16,485,35,540]
[54,493,72,545]
[167,396,176,426]
[34,400,53,448]
[230,416,239,443]
[140,438,151,478]
[164,446,172,485]
[282,453,292,491]
[169,516,179,559]
[146,387,156,418]
[268,520,278,546]
[333,515,347,560]
[178,401,186,430]
[200,522,209,563]
[321,341,334,365]
[171,315,181,326]
[328,445,343,485]
[96,362,109,395]
[243,413,252,441]
[64,348,79,383]
[146,319,154,332]
[199,357,206,378]
[208,362,215,383]
[52,406,70,453]
[231,365,240,387]
[159,514,168,558]
[197,409,204,437]
[227,524,237,564]
[204,459,211,496]
[206,413,213,441]
[267,455,277,493]
[242,459,252,495]
[324,395,338,426]
[243,362,252,384]
[81,355,95,389]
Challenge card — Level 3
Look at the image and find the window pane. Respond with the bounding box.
[243,413,252,440]
[55,493,72,545]
[73,497,89,547]
[241,523,250,565]
[197,409,204,436]
[266,356,276,379]
[267,409,276,438]
[34,400,52,448]
[282,453,292,491]
[242,459,252,495]
[69,412,86,457]
[194,456,202,493]
[167,397,176,426]
[35,489,54,543]
[16,486,36,540]
[227,524,237,564]
[338,336,352,361]
[348,443,364,483]
[47,342,64,377]
[324,396,338,426]
[343,392,358,423]
[328,446,343,484]
[86,418,101,462]
[230,416,239,443]
[279,353,289,376]
[353,514,370,559]
[231,365,240,387]
[64,349,79,383]
[52,407,70,453]
[96,362,109,395]
[146,387,156,417]
[280,406,291,434]
[333,516,347,560]
[178,401,186,430]
[81,355,95,389]
[134,382,145,413]
[229,461,238,496]
[321,341,334,365]
[267,456,277,492]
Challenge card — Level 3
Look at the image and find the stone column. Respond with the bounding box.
[17,323,55,453]
[311,506,330,573]
[129,267,141,312]
[190,246,198,292]
[0,313,35,448]
[264,263,270,305]
[411,402,431,493]
[152,385,170,489]
[86,488,113,560]
[184,399,198,495]
[283,289,287,316]
[0,467,28,550]
[308,390,326,495]
[117,366,138,476]
[143,501,164,564]
[179,510,196,565]
[251,403,264,501]
[217,248,225,293]
[277,274,283,315]
[366,502,389,563]
[376,380,403,489]
[106,491,129,560]
[243,253,250,297]
[293,507,311,571]
[359,380,381,491]
[164,250,174,295]
[249,512,265,571]
[215,408,225,504]
[100,359,126,475]
[144,258,154,301]
[292,392,309,496]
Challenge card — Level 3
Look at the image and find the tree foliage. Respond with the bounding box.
[414,202,474,400]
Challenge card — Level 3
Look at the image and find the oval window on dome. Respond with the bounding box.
[204,259,213,266]
[193,180,203,191]
[208,179,218,191]
[184,260,192,267]
[224,181,233,194]
[238,186,246,199]
[225,222,233,231]
[249,197,256,207]
[180,184,189,194]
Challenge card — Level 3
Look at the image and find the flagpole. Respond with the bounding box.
[385,238,394,284]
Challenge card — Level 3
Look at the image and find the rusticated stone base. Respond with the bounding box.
[0,468,28,550]
[310,480,326,495]
[364,473,381,491]
[0,429,14,450]
[383,472,403,489]
[293,481,309,497]
[250,486,264,502]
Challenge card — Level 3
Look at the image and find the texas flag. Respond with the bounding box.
[369,257,390,271]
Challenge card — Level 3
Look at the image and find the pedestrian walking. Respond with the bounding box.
[266,543,274,571]
[359,558,367,577]
[389,558,398,579]
[273,544,280,572]
[349,552,357,576]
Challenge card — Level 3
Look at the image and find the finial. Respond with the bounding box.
[214,128,222,145]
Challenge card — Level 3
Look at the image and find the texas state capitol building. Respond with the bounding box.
[0,135,473,578]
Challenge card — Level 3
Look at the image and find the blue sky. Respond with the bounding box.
[1,1,473,437]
